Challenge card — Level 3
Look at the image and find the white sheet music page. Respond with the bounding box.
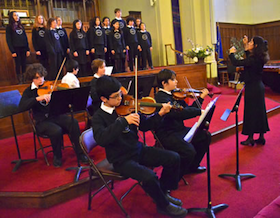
[184,97,218,143]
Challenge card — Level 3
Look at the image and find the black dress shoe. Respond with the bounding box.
[187,166,206,174]
[165,193,183,206]
[157,203,188,217]
[78,154,89,164]
[255,138,266,145]
[53,156,62,168]
[241,138,255,146]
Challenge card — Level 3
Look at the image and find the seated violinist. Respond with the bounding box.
[91,75,188,217]
[154,69,210,178]
[61,59,80,88]
[19,63,88,167]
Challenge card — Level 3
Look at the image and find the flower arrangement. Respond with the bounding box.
[185,39,213,63]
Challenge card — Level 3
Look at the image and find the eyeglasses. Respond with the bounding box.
[109,91,122,99]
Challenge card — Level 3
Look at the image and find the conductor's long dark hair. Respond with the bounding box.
[8,11,23,30]
[251,36,270,64]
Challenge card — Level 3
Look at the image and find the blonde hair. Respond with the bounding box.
[33,15,46,29]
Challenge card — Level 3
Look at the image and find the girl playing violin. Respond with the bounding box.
[155,69,210,178]
[19,63,88,167]
[91,75,188,217]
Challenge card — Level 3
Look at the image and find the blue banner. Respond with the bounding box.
[216,25,224,65]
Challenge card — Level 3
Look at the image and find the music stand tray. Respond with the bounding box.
[0,90,37,172]
[219,86,255,191]
[48,87,91,182]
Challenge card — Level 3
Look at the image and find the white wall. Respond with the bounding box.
[214,0,280,24]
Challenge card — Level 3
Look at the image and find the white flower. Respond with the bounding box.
[193,57,198,62]
[204,51,209,55]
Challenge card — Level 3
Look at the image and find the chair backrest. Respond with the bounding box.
[80,128,98,154]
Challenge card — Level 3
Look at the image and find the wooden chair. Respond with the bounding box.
[219,71,229,85]
[79,128,140,217]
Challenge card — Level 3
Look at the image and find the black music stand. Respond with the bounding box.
[187,97,228,218]
[0,90,37,172]
[116,74,156,98]
[48,86,91,182]
[219,86,255,191]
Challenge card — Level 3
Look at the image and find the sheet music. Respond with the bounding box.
[184,97,219,143]
[105,66,113,75]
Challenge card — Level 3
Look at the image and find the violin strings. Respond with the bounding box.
[183,76,202,109]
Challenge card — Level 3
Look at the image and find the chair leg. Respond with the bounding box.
[120,182,140,203]
[36,135,50,166]
[181,177,189,185]
[33,133,37,159]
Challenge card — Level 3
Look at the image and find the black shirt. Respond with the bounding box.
[124,26,138,46]
[92,108,163,164]
[108,30,125,53]
[32,27,46,52]
[6,24,29,53]
[137,31,152,48]
[69,29,88,52]
[155,90,203,136]
[57,27,69,53]
[44,29,63,54]
[18,85,49,122]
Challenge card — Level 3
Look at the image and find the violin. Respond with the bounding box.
[172,88,214,100]
[37,57,68,105]
[115,94,183,116]
[37,81,69,96]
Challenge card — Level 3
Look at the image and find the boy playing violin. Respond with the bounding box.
[91,75,188,217]
[155,69,210,178]
[19,63,88,167]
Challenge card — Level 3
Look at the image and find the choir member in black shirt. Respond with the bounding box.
[56,16,70,58]
[32,15,48,70]
[124,17,140,72]
[18,63,88,167]
[137,22,153,70]
[135,18,142,32]
[69,19,89,77]
[102,16,112,66]
[6,11,30,84]
[109,20,126,73]
[229,35,269,146]
[44,18,64,81]
[91,75,188,217]
[89,16,107,61]
[155,69,210,178]
[111,8,126,30]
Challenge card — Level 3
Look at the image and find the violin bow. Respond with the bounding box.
[134,55,138,114]
[51,57,67,94]
[183,76,202,109]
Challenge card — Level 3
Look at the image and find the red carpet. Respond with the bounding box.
[1,111,280,218]
[1,86,280,217]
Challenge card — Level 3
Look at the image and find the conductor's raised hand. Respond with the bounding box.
[229,46,236,54]
[124,113,140,126]
[158,102,172,116]
[243,35,249,45]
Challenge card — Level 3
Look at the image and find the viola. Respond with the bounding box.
[115,94,183,116]
[172,88,214,100]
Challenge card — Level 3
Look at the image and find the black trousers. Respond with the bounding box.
[127,43,138,71]
[36,114,82,159]
[113,146,180,208]
[159,128,211,177]
[36,50,48,70]
[13,47,27,75]
[141,48,153,68]
[47,51,63,81]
